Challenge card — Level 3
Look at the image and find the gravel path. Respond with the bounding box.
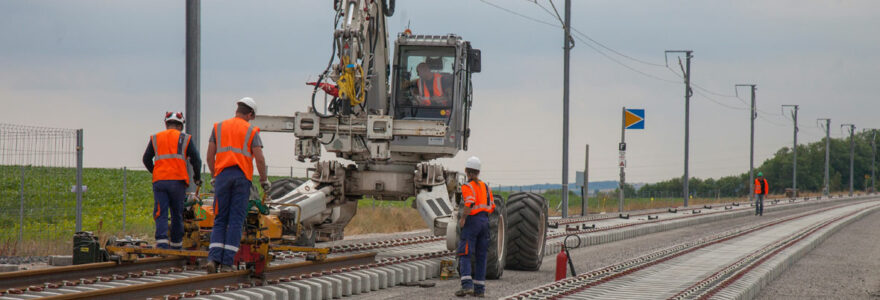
[357,204,825,299]
[757,208,880,300]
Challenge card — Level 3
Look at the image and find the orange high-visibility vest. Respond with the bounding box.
[462,180,495,215]
[418,73,444,105]
[151,129,191,184]
[754,178,768,195]
[213,117,259,181]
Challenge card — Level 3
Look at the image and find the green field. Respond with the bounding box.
[0,165,298,255]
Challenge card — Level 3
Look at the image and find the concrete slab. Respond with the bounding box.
[49,255,72,266]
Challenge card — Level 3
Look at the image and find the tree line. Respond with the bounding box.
[638,130,879,197]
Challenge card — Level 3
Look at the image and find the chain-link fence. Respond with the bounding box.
[0,124,82,255]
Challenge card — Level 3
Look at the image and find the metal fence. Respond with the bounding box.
[0,123,82,255]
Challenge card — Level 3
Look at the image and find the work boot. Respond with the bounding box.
[219,265,236,273]
[474,292,486,298]
[205,261,218,274]
[455,288,474,297]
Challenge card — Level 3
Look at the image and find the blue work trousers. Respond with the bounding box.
[755,194,764,216]
[209,167,251,266]
[152,180,187,249]
[458,212,489,294]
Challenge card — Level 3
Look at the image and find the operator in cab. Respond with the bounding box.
[205,97,270,273]
[456,156,495,298]
[403,62,452,107]
[142,111,202,250]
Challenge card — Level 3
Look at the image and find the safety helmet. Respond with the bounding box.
[757,172,763,177]
[236,97,257,114]
[164,111,185,124]
[465,156,481,171]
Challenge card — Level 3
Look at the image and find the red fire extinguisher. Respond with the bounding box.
[556,235,580,281]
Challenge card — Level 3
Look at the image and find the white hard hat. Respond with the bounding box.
[236,97,257,114]
[465,156,481,171]
[164,111,185,124]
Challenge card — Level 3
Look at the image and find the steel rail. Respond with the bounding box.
[0,257,185,291]
[37,252,376,300]
[504,198,875,299]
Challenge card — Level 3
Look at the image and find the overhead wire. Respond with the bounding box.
[478,0,560,28]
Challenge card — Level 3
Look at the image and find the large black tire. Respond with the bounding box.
[504,192,548,271]
[485,195,507,279]
[267,177,305,200]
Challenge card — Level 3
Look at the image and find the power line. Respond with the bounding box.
[528,0,669,68]
[568,33,682,84]
[478,0,560,28]
[480,0,680,84]
[691,89,750,111]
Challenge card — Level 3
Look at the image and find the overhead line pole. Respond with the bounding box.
[619,107,626,214]
[818,118,831,196]
[185,0,201,192]
[736,84,756,203]
[560,0,572,218]
[665,50,693,207]
[782,105,799,198]
[842,124,856,196]
[864,128,879,193]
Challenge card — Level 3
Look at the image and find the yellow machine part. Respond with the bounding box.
[194,203,282,240]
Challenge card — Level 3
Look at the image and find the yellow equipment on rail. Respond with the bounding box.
[95,186,329,278]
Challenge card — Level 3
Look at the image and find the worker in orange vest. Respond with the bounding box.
[755,172,768,216]
[455,156,495,298]
[142,111,202,249]
[205,97,270,273]
[415,62,449,106]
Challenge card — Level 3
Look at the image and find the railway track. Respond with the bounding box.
[503,197,880,299]
[0,233,450,300]
[1,194,871,300]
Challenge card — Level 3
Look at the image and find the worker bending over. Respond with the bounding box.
[205,97,270,273]
[142,111,202,249]
[755,172,768,216]
[456,156,495,298]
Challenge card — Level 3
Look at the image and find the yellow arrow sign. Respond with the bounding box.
[625,109,645,129]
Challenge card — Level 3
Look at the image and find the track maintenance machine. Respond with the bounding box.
[76,185,330,278]
[249,0,550,278]
[76,0,548,280]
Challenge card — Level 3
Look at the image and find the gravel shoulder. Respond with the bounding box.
[357,204,824,300]
[757,208,880,300]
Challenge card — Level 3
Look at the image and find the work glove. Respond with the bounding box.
[261,180,271,192]
[194,179,203,187]
[210,178,215,187]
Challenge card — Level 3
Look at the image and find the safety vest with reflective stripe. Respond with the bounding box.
[418,73,443,105]
[151,129,191,184]
[213,117,259,181]
[754,178,768,195]
[462,180,495,215]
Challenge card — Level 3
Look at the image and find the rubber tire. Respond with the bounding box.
[267,177,305,200]
[504,192,548,271]
[485,195,506,279]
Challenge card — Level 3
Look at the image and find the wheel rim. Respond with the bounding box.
[497,213,505,267]
[536,209,546,256]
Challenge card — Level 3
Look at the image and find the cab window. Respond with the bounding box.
[395,47,456,120]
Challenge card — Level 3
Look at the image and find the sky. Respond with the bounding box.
[1,0,878,185]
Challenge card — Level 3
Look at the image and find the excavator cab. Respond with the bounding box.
[390,34,481,155]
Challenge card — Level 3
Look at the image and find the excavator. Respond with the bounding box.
[248,0,550,278]
[83,0,548,280]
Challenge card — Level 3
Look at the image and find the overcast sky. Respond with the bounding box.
[2,0,878,185]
